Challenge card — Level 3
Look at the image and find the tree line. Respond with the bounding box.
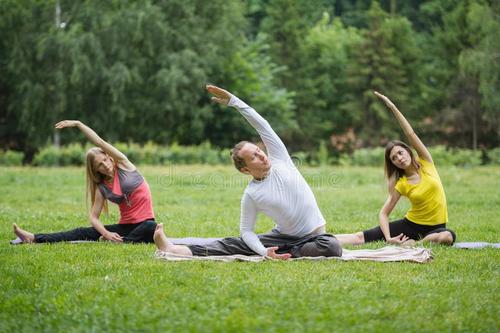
[1,0,498,160]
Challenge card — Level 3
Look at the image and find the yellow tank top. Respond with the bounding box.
[394,158,448,225]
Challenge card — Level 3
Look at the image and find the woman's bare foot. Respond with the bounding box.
[13,223,35,243]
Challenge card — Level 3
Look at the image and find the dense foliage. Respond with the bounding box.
[1,0,498,160]
[1,143,497,167]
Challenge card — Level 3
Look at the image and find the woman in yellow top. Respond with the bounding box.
[336,92,456,246]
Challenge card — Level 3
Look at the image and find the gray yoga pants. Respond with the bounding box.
[186,230,342,258]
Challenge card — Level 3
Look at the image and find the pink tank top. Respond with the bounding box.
[99,167,155,224]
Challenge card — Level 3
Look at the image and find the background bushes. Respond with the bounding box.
[25,142,232,167]
[427,146,482,167]
[0,150,24,166]
[1,143,497,167]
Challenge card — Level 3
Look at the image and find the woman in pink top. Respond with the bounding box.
[12,120,157,244]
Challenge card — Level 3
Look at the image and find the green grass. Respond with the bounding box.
[0,165,499,333]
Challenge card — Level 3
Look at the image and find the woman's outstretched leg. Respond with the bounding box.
[154,223,193,256]
[13,224,35,243]
[334,232,365,246]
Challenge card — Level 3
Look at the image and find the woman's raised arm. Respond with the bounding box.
[374,92,433,163]
[55,120,134,170]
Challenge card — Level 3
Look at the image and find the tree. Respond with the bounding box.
[423,0,499,148]
[295,13,362,151]
[1,0,248,156]
[458,1,500,148]
[340,1,422,146]
[206,35,296,148]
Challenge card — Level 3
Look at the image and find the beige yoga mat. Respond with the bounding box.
[155,246,433,263]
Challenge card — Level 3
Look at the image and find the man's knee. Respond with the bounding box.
[299,236,342,258]
[324,238,343,257]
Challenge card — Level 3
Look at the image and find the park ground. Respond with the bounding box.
[0,165,499,332]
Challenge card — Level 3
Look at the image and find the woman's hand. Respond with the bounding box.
[55,120,81,129]
[386,233,410,245]
[206,85,231,105]
[373,91,397,110]
[102,232,123,243]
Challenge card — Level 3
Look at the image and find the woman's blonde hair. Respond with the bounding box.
[86,147,112,214]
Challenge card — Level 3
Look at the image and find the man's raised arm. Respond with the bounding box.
[207,85,290,162]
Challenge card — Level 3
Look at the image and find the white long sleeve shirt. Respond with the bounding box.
[229,95,326,256]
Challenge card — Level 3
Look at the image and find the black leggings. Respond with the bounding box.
[363,218,456,243]
[34,220,157,244]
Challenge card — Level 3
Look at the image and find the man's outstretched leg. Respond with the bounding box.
[154,224,194,256]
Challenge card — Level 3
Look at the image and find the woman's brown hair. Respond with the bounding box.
[384,140,420,181]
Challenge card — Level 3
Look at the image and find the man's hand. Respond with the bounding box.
[386,233,410,245]
[55,120,81,129]
[103,232,123,243]
[373,91,396,110]
[206,85,231,105]
[266,246,291,260]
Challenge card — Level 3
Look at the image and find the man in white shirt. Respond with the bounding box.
[153,85,342,259]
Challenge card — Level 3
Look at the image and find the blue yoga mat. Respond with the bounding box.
[453,242,500,249]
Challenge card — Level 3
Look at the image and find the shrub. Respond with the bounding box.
[335,146,484,167]
[219,148,233,165]
[33,144,86,166]
[487,148,500,165]
[33,146,62,166]
[0,150,24,166]
[60,143,86,166]
[350,147,385,166]
[25,143,498,167]
[338,153,353,166]
[114,142,145,164]
[142,141,163,165]
[429,146,482,167]
[290,151,309,167]
[317,141,330,166]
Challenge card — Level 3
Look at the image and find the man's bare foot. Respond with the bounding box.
[153,223,171,251]
[13,223,35,243]
[154,224,194,256]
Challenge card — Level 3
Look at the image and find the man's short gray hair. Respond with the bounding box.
[230,140,250,171]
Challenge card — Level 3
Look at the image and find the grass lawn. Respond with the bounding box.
[0,165,499,332]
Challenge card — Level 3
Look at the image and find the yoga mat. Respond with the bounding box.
[156,246,433,263]
[453,242,500,249]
